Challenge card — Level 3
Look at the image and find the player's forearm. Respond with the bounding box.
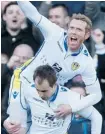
[86,79,102,104]
[70,93,97,112]
[70,79,102,112]
[77,107,102,134]
[90,108,102,134]
[17,1,41,26]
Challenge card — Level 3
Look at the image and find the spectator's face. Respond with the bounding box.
[67,19,90,51]
[48,7,69,29]
[13,45,33,67]
[91,29,104,44]
[35,78,55,100]
[3,5,23,31]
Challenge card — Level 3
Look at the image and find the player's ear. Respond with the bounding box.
[65,16,70,25]
[85,30,91,40]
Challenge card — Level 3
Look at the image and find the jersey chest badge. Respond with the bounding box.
[71,62,80,71]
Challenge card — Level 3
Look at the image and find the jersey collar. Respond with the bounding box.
[48,85,59,102]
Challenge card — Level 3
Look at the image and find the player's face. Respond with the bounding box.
[35,78,55,100]
[48,7,69,29]
[67,19,90,51]
[3,5,23,30]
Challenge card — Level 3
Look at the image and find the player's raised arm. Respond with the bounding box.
[17,1,63,39]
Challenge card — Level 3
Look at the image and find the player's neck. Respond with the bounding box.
[48,84,59,102]
[68,45,83,55]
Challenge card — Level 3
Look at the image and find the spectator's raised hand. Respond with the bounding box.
[7,55,20,69]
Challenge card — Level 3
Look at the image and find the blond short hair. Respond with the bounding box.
[70,13,92,32]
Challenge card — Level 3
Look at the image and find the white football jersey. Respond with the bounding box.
[8,83,99,134]
[16,1,101,99]
[7,2,102,134]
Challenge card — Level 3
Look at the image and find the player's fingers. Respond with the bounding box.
[55,111,64,117]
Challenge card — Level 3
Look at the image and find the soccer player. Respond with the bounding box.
[7,65,102,134]
[16,1,101,106]
[4,1,102,133]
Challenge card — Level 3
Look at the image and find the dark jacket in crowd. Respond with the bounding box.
[1,27,40,57]
[1,64,12,126]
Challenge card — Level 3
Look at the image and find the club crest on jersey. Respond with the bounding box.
[12,91,19,99]
[71,62,80,71]
[83,50,88,56]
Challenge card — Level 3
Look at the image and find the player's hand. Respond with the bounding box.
[3,118,21,134]
[54,104,72,118]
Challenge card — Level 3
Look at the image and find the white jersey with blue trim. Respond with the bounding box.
[18,1,98,93]
[8,83,102,134]
[12,1,101,109]
[21,42,95,87]
[7,2,102,133]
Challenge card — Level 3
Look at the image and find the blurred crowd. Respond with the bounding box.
[1,1,105,134]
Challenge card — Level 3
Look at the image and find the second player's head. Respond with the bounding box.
[33,65,57,100]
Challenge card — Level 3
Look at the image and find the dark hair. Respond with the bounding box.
[33,65,57,87]
[3,2,18,14]
[64,80,86,90]
[50,3,69,16]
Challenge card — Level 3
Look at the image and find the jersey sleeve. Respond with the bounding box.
[17,1,63,39]
[67,90,96,112]
[82,57,102,104]
[7,69,28,128]
[77,107,102,134]
[67,91,102,134]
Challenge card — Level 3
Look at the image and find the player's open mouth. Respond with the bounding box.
[70,37,78,43]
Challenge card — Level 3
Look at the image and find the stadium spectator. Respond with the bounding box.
[48,3,70,30]
[39,2,70,30]
[84,2,105,57]
[1,44,34,134]
[1,2,39,57]
[39,1,85,17]
[92,29,105,114]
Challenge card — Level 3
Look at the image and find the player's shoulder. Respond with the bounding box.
[81,45,90,57]
[80,44,93,62]
[59,85,69,92]
[59,85,80,96]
